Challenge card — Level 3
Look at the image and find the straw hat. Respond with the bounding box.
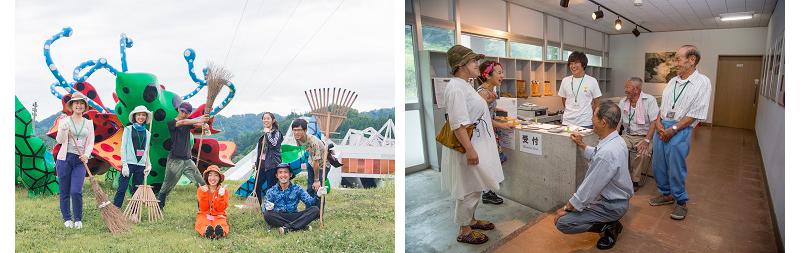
[128,105,153,124]
[64,92,88,113]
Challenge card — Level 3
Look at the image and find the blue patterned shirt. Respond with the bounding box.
[262,183,318,213]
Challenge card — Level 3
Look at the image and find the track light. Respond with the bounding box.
[592,6,604,20]
[615,17,622,30]
[632,26,640,37]
[560,0,569,8]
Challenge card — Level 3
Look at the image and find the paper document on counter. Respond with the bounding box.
[497,129,515,150]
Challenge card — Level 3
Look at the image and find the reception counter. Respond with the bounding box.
[495,125,599,212]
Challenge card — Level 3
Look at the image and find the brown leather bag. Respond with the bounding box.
[436,114,474,153]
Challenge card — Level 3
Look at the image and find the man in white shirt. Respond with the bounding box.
[557,100,634,250]
[647,45,711,221]
[559,51,602,129]
[617,77,660,191]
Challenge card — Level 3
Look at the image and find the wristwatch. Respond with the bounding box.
[672,125,678,132]
[644,139,650,143]
[563,205,572,212]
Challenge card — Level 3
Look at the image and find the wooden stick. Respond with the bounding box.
[319,111,332,229]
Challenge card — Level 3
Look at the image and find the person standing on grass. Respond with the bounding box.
[441,45,504,245]
[558,101,633,250]
[55,92,95,229]
[158,102,209,210]
[648,45,711,220]
[262,163,327,235]
[290,119,328,206]
[475,60,513,205]
[113,106,153,211]
[195,165,229,239]
[253,112,283,205]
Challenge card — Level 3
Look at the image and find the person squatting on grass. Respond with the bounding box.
[557,101,634,250]
[253,112,283,205]
[55,92,95,229]
[195,165,229,239]
[113,106,153,211]
[262,163,328,235]
[441,45,505,245]
[158,102,209,210]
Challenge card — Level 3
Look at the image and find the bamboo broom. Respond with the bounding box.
[244,135,268,211]
[194,63,233,178]
[123,121,163,223]
[69,132,131,234]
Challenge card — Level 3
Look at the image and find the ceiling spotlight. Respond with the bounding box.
[592,7,604,20]
[719,11,755,21]
[560,0,569,8]
[632,26,640,37]
[615,17,622,30]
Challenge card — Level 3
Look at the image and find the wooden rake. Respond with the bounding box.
[303,87,357,229]
[69,133,131,234]
[123,122,163,223]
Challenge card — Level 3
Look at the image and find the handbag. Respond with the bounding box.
[436,114,475,153]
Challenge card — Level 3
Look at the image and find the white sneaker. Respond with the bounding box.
[64,220,74,228]
[74,221,83,229]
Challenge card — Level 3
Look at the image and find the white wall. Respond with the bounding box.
[755,0,784,246]
[609,27,767,124]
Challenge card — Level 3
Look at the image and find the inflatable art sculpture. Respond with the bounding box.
[38,27,237,192]
[15,96,59,197]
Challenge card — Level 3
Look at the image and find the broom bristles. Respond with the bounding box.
[205,62,234,114]
[88,176,131,233]
[245,195,261,211]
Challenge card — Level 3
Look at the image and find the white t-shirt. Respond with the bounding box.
[558,74,602,126]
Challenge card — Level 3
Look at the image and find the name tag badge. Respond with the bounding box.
[571,103,580,109]
[207,214,215,221]
[666,111,676,119]
[76,140,84,147]
[260,153,266,160]
[136,150,145,156]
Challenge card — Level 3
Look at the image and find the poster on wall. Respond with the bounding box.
[775,34,785,105]
[433,78,450,108]
[644,52,677,83]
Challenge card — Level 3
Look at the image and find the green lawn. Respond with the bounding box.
[15,174,395,252]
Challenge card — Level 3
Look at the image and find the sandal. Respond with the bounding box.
[470,220,495,230]
[456,231,489,244]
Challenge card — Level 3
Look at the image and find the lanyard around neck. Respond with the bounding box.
[672,80,690,109]
[572,75,585,103]
[135,127,146,150]
[627,102,635,133]
[70,118,85,139]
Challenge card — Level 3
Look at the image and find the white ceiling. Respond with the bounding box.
[507,0,776,35]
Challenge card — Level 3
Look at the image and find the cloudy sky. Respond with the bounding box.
[15,0,394,117]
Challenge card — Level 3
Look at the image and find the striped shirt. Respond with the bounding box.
[618,92,660,136]
[659,70,712,127]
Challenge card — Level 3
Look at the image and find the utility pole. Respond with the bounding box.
[31,102,38,134]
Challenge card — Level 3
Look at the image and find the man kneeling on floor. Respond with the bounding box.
[555,100,634,250]
[262,163,327,235]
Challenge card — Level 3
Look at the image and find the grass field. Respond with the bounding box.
[15,173,395,252]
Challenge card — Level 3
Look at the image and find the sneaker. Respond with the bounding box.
[670,205,688,220]
[74,221,82,229]
[64,220,74,228]
[204,225,215,239]
[214,225,224,239]
[482,191,503,205]
[632,182,640,192]
[278,227,287,235]
[649,195,675,206]
[307,226,313,232]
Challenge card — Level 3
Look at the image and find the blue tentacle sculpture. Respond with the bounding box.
[182,48,237,116]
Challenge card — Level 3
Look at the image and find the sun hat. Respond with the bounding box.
[64,92,88,113]
[128,105,153,124]
[203,165,225,185]
[447,45,485,75]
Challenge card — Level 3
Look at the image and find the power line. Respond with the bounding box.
[222,0,250,67]
[235,0,303,99]
[243,0,346,114]
[229,0,268,69]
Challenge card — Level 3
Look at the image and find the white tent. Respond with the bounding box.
[224,148,256,181]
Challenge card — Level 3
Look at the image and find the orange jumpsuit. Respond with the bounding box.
[195,187,229,236]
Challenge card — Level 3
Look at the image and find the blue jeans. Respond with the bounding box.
[56,153,86,222]
[256,167,278,205]
[652,120,692,206]
[306,166,330,210]
[113,164,146,208]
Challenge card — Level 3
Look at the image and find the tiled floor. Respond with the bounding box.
[491,126,780,253]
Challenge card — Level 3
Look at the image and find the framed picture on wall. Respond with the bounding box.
[764,46,773,97]
[770,35,782,101]
[760,46,769,96]
[644,52,677,83]
[776,34,785,106]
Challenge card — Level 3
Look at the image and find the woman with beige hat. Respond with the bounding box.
[441,45,505,244]
[54,92,96,229]
[113,105,153,209]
